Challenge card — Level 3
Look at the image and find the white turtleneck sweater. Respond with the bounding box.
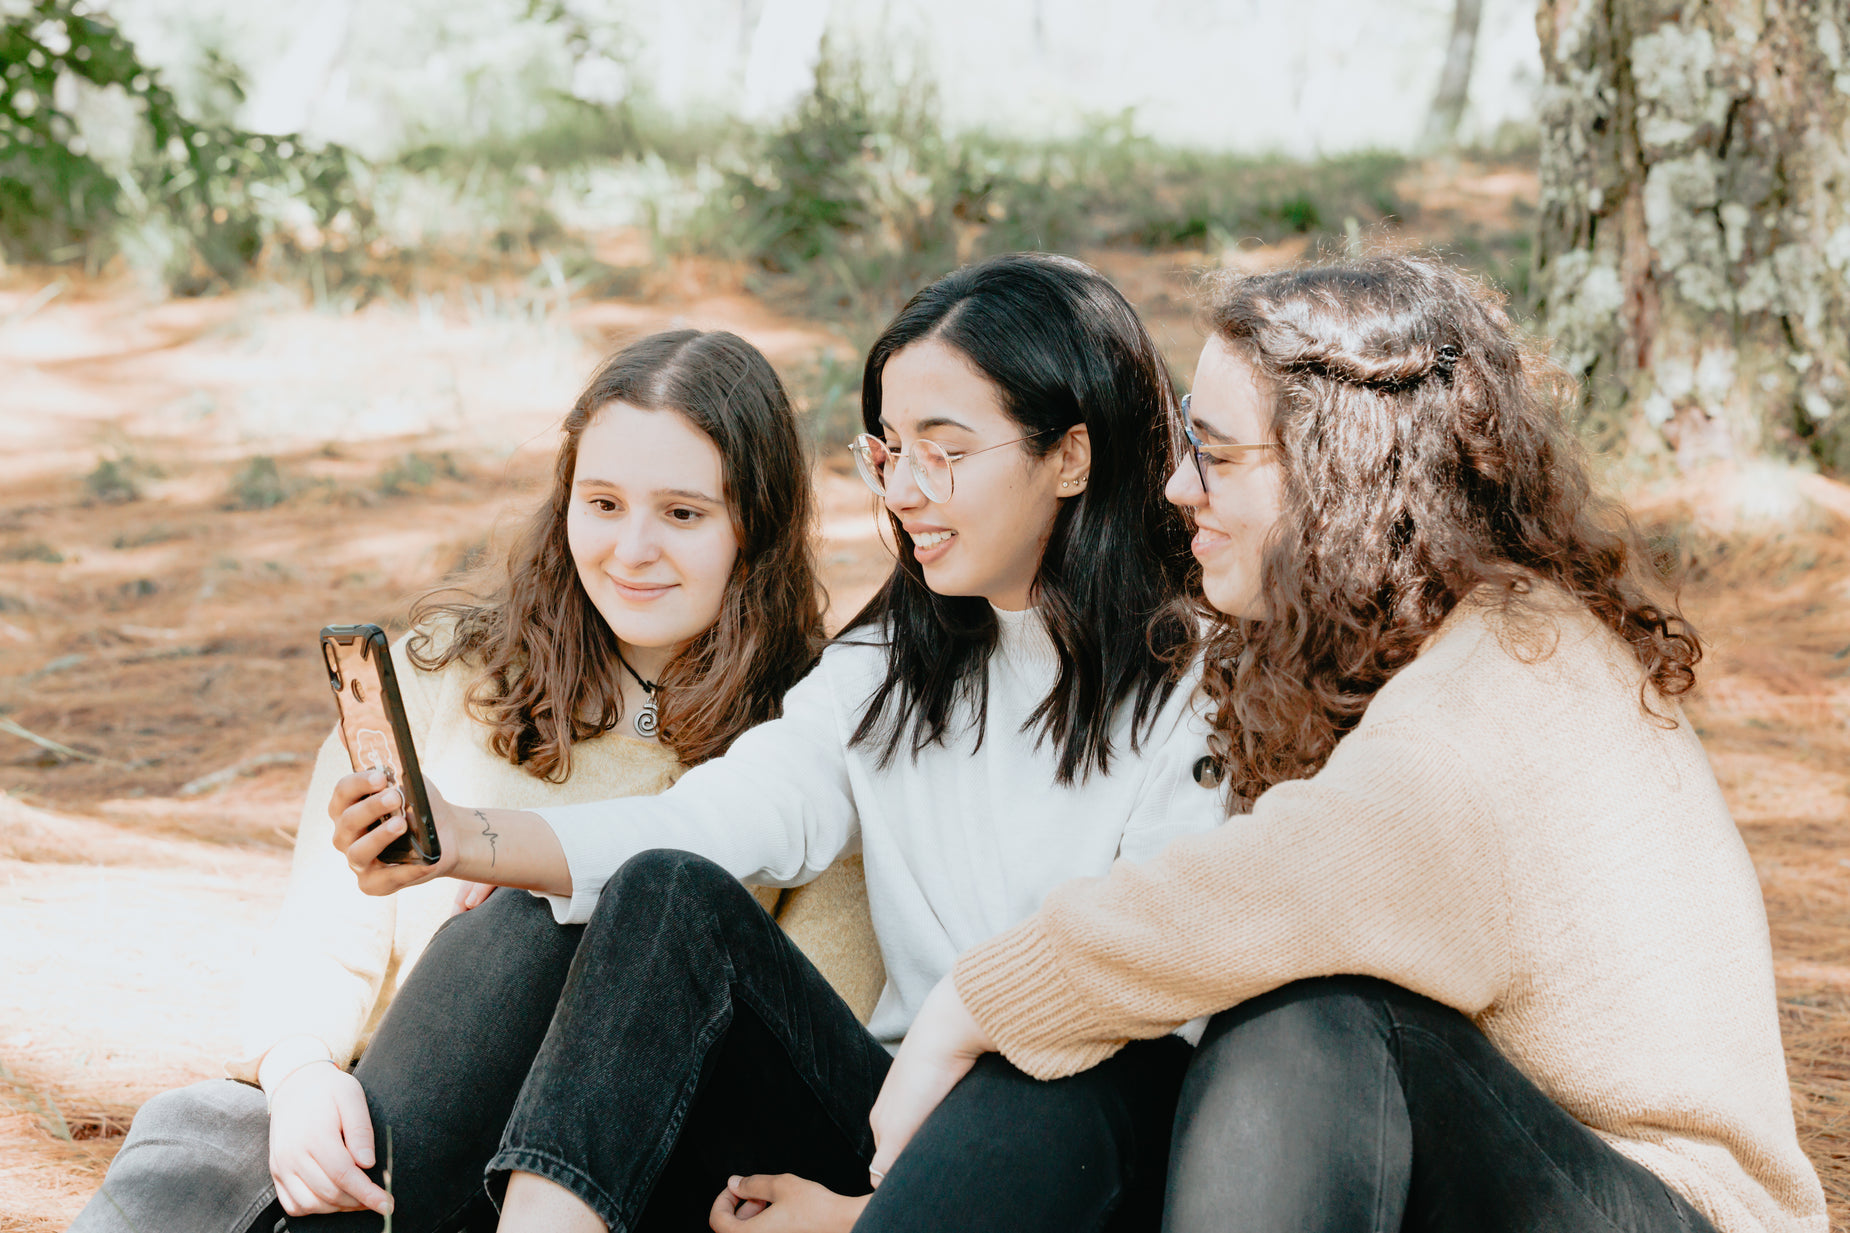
[536,606,1226,1048]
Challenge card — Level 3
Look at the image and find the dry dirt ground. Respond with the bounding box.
[1,204,1845,1228]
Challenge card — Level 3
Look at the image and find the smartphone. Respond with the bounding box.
[319,623,441,865]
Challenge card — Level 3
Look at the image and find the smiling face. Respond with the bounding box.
[566,401,740,675]
[1165,335,1285,619]
[877,338,1090,611]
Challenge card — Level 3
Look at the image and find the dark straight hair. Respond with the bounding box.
[411,329,825,775]
[841,252,1194,783]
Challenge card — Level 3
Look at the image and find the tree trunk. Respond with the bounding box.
[1423,0,1485,149]
[1533,0,1850,474]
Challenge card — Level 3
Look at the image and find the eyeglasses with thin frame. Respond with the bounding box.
[1176,393,1278,489]
[848,430,1056,504]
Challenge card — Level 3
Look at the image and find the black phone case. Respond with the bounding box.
[319,623,441,865]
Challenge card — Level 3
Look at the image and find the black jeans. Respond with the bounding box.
[1163,976,1721,1233]
[297,851,1186,1233]
[290,881,587,1233]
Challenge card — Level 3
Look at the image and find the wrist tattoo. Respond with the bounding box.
[474,809,499,867]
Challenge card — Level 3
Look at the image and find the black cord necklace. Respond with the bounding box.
[614,651,660,739]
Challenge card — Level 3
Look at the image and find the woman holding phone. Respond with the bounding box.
[872,256,1827,1233]
[72,329,882,1233]
[328,252,1228,1232]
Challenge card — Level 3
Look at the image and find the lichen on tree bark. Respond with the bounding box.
[1534,0,1850,473]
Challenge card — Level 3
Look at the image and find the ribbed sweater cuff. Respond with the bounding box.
[955,920,1124,1081]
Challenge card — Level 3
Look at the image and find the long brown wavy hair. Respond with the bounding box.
[1191,255,1700,810]
[408,330,825,778]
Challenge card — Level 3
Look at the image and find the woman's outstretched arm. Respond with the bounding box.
[329,647,863,913]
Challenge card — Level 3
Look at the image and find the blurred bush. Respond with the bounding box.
[787,349,863,451]
[1,0,368,291]
[5,6,1552,340]
[674,57,1411,340]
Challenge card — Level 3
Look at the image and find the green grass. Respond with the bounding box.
[223,455,295,510]
[0,1057,72,1142]
[112,523,186,549]
[1,539,64,563]
[377,451,466,497]
[83,454,162,504]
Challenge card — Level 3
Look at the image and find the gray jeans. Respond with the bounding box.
[69,1078,280,1233]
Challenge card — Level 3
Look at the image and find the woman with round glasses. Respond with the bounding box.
[323,252,1226,1232]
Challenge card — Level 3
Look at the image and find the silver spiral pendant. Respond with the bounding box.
[632,697,660,739]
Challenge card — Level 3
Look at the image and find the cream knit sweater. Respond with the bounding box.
[228,633,883,1087]
[954,591,1825,1233]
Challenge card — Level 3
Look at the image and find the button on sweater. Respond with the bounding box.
[536,605,1226,1048]
[952,592,1826,1233]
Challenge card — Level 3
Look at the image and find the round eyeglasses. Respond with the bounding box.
[848,431,1054,504]
[1176,393,1279,489]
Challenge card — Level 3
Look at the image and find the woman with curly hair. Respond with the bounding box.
[870,256,1827,1233]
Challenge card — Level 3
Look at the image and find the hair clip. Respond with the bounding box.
[1433,344,1462,385]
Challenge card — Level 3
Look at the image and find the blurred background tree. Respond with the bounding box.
[5,0,1845,479]
[1535,0,1850,475]
[1423,0,1486,149]
[0,0,366,292]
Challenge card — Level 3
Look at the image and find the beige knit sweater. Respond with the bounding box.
[229,633,883,1086]
[955,590,1825,1233]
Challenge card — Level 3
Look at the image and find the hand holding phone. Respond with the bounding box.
[319,624,440,865]
[329,767,462,898]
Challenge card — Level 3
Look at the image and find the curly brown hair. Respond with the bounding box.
[408,330,825,778]
[1191,255,1700,809]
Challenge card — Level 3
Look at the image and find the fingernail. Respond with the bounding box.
[729,1175,742,1188]
[368,769,385,787]
[381,1200,394,1215]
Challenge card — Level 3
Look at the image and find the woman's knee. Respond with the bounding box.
[1176,977,1407,1177]
[1167,980,1415,1233]
[402,882,581,1004]
[126,1080,268,1149]
[71,1081,274,1233]
[1197,975,1398,1060]
[101,1081,269,1193]
[461,880,575,941]
[594,848,748,925]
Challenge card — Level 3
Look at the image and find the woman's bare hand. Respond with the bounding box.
[707,1174,868,1232]
[328,770,457,894]
[866,975,995,1185]
[267,1063,392,1218]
